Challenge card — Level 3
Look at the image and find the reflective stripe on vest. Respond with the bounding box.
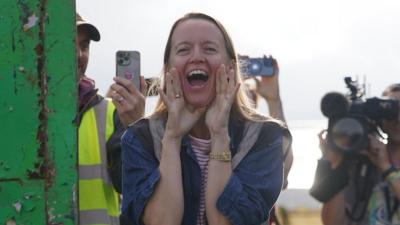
[78,99,120,225]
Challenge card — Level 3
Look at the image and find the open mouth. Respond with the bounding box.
[187,69,209,86]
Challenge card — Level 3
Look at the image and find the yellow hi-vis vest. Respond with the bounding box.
[78,98,120,225]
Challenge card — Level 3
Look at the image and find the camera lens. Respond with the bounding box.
[331,117,365,153]
[249,61,262,74]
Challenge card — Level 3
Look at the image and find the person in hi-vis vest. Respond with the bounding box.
[76,13,145,225]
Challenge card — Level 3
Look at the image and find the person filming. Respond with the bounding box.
[311,83,400,225]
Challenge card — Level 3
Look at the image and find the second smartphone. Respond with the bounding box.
[116,50,141,90]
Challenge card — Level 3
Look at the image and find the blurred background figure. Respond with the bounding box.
[243,55,293,225]
[310,83,400,225]
[76,13,144,225]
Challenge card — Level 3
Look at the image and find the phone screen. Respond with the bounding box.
[116,50,141,90]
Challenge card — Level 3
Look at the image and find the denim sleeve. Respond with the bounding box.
[216,136,284,225]
[120,128,160,225]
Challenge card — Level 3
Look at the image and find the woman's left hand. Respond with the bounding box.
[205,64,240,137]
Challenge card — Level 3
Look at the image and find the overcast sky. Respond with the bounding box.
[77,0,400,120]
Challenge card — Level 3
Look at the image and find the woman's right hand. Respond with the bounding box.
[257,57,279,97]
[159,68,205,141]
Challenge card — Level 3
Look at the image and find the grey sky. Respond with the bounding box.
[77,0,400,120]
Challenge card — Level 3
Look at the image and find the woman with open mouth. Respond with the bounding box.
[120,12,291,225]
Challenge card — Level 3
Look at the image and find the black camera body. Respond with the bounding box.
[238,55,274,76]
[321,77,398,154]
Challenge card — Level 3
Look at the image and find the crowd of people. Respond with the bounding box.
[76,11,400,225]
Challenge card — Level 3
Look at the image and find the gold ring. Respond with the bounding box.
[175,94,180,98]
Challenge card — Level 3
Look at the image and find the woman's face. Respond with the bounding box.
[382,91,400,143]
[168,18,232,108]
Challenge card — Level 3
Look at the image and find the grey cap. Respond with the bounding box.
[76,13,100,41]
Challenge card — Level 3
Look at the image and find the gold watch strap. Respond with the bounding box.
[209,150,231,162]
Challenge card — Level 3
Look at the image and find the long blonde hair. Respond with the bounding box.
[150,12,270,122]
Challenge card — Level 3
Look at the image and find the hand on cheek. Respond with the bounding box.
[160,68,206,140]
[206,64,240,136]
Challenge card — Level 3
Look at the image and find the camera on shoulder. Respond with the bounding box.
[321,77,399,155]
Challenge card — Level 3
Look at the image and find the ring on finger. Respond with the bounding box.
[175,94,181,98]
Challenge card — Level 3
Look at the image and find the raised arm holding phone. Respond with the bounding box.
[243,56,292,189]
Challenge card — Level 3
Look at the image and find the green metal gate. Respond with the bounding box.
[0,0,77,224]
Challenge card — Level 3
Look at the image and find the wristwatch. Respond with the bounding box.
[209,150,231,162]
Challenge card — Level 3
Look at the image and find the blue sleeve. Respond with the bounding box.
[217,136,284,225]
[120,128,160,225]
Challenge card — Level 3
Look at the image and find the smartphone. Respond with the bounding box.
[116,50,141,90]
[238,55,274,76]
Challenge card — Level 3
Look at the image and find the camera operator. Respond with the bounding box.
[313,83,400,225]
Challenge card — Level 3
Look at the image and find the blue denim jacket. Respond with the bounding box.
[121,118,285,225]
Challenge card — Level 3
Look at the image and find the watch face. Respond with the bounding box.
[210,150,231,161]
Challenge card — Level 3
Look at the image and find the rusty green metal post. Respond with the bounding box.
[0,0,77,224]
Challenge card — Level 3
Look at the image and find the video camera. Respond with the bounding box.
[321,77,399,154]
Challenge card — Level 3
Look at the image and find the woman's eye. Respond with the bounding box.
[205,47,216,53]
[177,48,189,54]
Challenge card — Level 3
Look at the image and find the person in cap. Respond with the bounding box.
[75,13,144,225]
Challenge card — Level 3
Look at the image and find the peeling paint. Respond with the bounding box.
[13,201,22,213]
[24,193,34,200]
[23,14,39,31]
[0,178,23,185]
[13,66,17,94]
[11,28,15,51]
[26,74,37,87]
[6,219,16,225]
[1,1,77,224]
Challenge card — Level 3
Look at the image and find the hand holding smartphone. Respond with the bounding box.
[116,50,141,90]
[238,55,275,77]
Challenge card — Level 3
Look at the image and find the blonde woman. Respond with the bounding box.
[121,12,291,225]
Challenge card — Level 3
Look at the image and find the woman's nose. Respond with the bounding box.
[189,47,205,63]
